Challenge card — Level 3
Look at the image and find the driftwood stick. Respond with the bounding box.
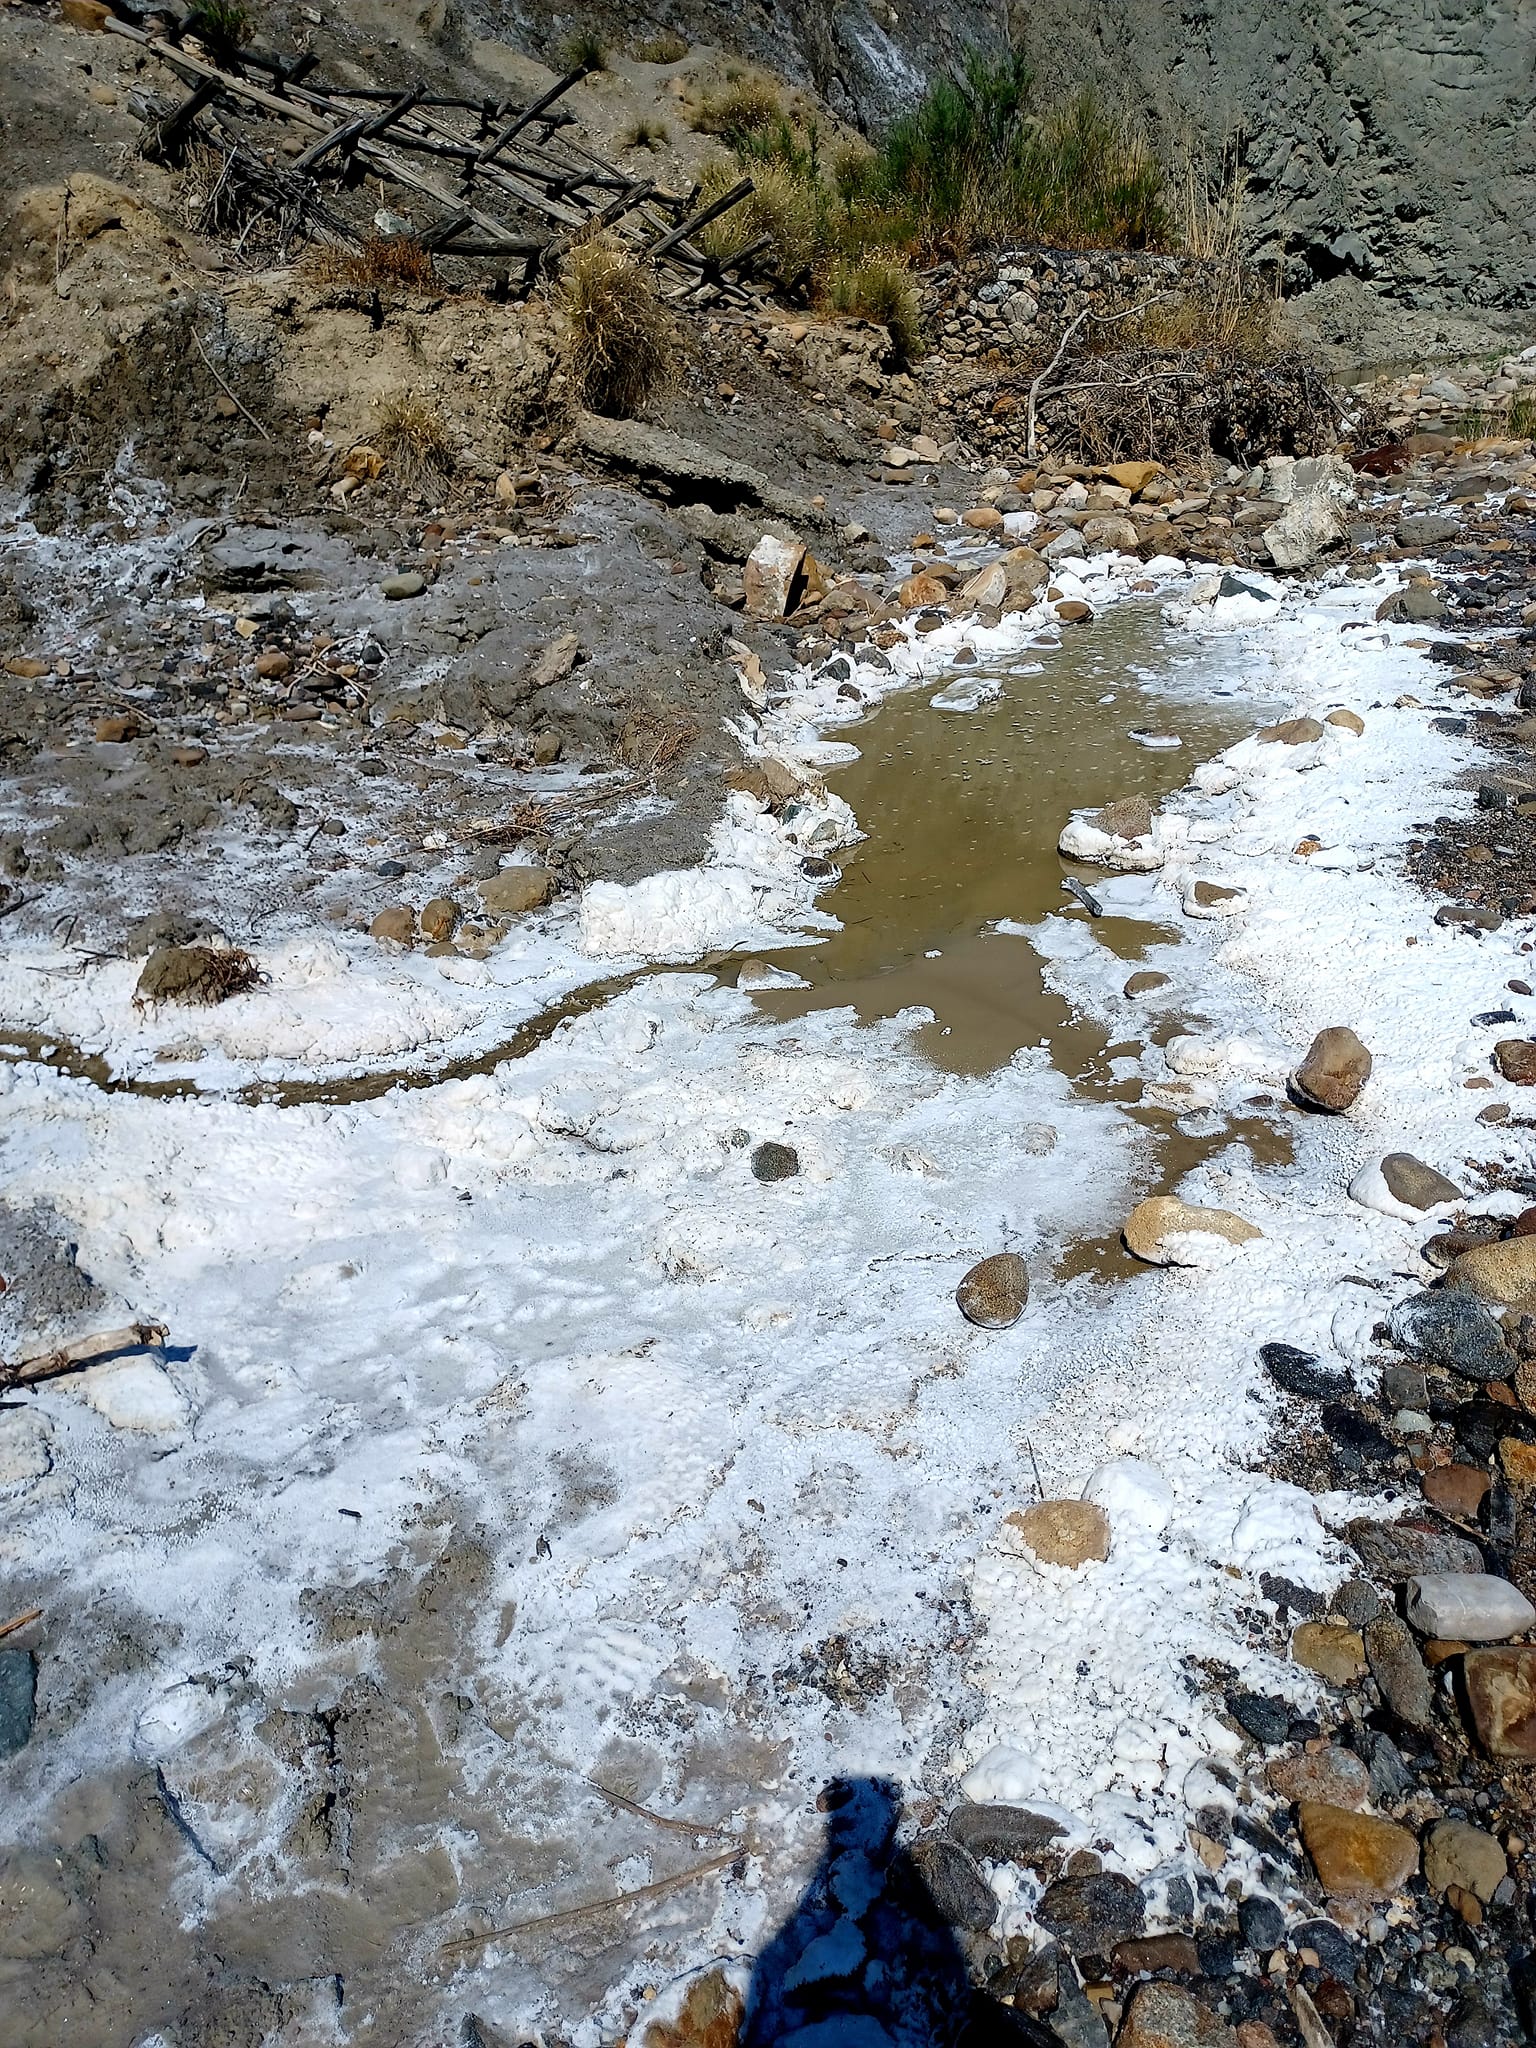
[1025,291,1175,459]
[583,1777,733,1840]
[5,1320,169,1391]
[0,1608,43,1642]
[439,1847,740,1955]
[190,328,274,440]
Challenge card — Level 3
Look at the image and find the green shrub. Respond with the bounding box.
[869,53,1170,252]
[186,0,252,54]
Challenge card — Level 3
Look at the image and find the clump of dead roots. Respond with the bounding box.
[134,944,264,1006]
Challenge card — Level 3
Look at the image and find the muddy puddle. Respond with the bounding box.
[740,601,1298,1277]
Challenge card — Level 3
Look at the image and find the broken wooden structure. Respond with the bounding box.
[105,14,761,302]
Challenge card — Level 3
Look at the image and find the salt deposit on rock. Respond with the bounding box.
[1122,1195,1262,1266]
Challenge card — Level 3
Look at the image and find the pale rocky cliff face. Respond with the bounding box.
[996,0,1535,308]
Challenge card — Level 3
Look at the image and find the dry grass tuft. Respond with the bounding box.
[631,29,689,64]
[624,117,670,152]
[620,702,699,774]
[560,28,608,73]
[562,235,679,417]
[134,943,264,1008]
[696,155,820,293]
[301,233,436,292]
[471,799,553,846]
[691,74,785,136]
[824,252,922,360]
[374,392,456,487]
[1510,392,1536,440]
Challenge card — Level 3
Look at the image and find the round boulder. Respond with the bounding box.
[1123,1195,1261,1266]
[1292,1025,1372,1112]
[956,1252,1029,1329]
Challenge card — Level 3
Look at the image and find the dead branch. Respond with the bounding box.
[0,1608,43,1641]
[1026,291,1176,460]
[439,1847,741,1955]
[4,1320,169,1392]
[583,1777,734,1840]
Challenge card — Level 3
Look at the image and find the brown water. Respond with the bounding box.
[746,602,1264,1075]
[736,600,1298,1278]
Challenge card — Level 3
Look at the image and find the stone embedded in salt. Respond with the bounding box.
[78,1359,190,1434]
[1083,1457,1175,1535]
[1405,1572,1536,1643]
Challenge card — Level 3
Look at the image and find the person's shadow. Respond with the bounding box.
[743,1777,1056,2048]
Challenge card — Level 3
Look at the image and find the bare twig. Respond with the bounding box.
[584,1777,733,1841]
[190,328,273,441]
[439,1847,741,1955]
[0,1608,43,1642]
[5,1320,169,1392]
[1026,292,1175,460]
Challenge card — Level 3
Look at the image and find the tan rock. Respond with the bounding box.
[369,906,415,945]
[1123,1195,1261,1266]
[1423,1819,1508,1903]
[958,563,1008,610]
[529,630,581,689]
[170,744,208,768]
[1124,970,1171,997]
[1291,1621,1367,1685]
[1500,1437,1536,1490]
[1082,514,1140,551]
[95,714,141,743]
[1444,1235,1536,1312]
[1097,796,1154,841]
[1423,1464,1491,1516]
[1113,1933,1201,1976]
[643,1967,744,2048]
[1463,1646,1536,1757]
[1494,1038,1536,1085]
[1297,1801,1418,1900]
[1103,460,1162,495]
[1266,1747,1370,1810]
[955,1252,1029,1330]
[1326,708,1365,734]
[1054,599,1093,623]
[478,869,554,916]
[1292,1025,1372,1112]
[61,0,112,27]
[1000,549,1049,609]
[1003,1499,1111,1569]
[1258,716,1325,745]
[1117,1982,1237,2047]
[419,897,459,943]
[898,571,948,609]
[744,535,807,619]
[2,657,48,679]
[254,650,291,679]
[961,506,1004,529]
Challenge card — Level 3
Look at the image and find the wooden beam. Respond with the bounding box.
[646,177,753,262]
[473,63,587,169]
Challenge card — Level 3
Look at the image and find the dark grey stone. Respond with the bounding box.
[1226,1690,1291,1745]
[0,1650,36,1757]
[1295,1918,1356,1978]
[1237,1895,1286,1952]
[1035,1871,1145,1949]
[947,1801,1067,1866]
[1348,1516,1483,1580]
[1334,1578,1383,1627]
[909,1835,997,1931]
[1389,1291,1514,1383]
[1364,1614,1434,1729]
[751,1141,800,1182]
[1260,1342,1350,1399]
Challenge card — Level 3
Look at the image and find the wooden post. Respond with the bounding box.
[472,64,587,170]
[646,177,753,262]
[141,75,221,163]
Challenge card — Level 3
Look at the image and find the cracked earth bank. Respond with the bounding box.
[5,451,1535,2048]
